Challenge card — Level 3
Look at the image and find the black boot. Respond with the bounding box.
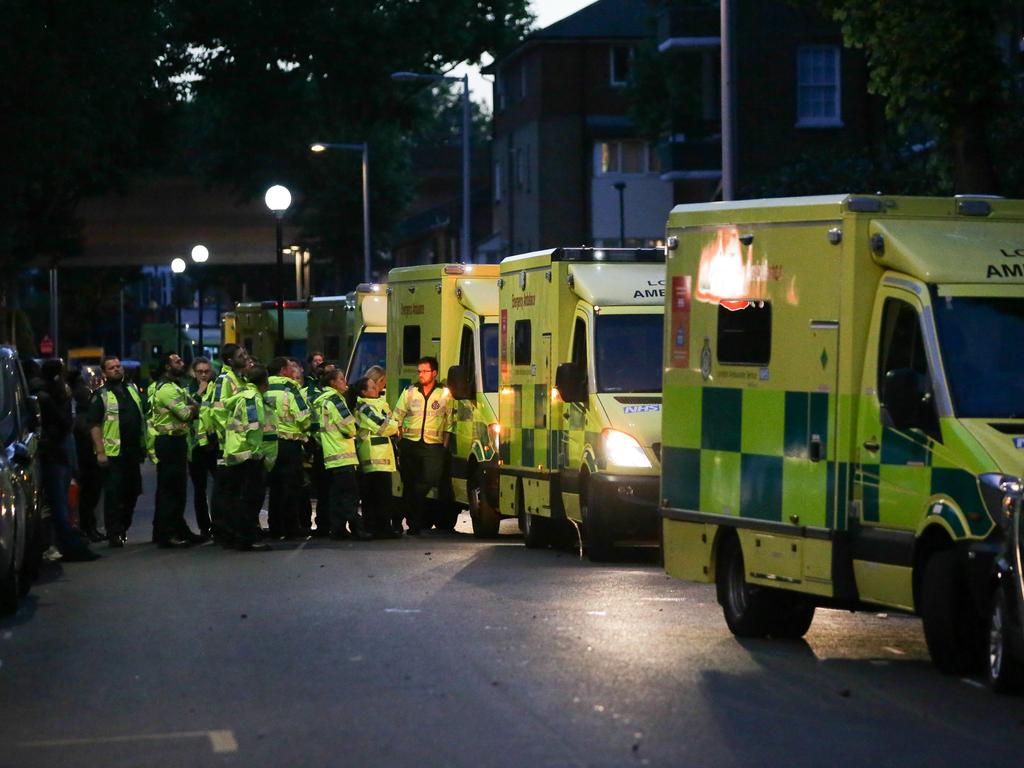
[348,515,373,542]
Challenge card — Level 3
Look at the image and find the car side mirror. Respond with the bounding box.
[555,362,587,404]
[446,364,474,400]
[8,441,32,467]
[881,368,928,430]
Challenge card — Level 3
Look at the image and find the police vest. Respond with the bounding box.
[99,383,145,457]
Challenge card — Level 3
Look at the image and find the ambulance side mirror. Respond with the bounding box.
[880,368,928,431]
[555,362,587,404]
[446,365,474,400]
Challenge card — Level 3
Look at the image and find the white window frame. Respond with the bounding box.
[593,140,657,176]
[610,45,634,87]
[796,45,843,128]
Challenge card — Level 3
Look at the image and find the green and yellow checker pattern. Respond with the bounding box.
[663,384,839,529]
[500,381,553,469]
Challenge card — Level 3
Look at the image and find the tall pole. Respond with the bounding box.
[720,0,735,200]
[48,264,59,357]
[275,215,285,356]
[119,281,125,359]
[197,275,204,356]
[461,73,472,262]
[613,181,626,247]
[361,143,371,283]
[175,275,182,354]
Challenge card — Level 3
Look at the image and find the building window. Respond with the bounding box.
[496,74,506,112]
[513,319,531,365]
[797,45,842,127]
[610,45,634,87]
[595,140,659,175]
[494,160,502,203]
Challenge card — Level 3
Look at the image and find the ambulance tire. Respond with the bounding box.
[518,482,547,549]
[469,469,500,539]
[987,588,1023,693]
[716,534,773,638]
[581,488,614,563]
[766,593,815,639]
[921,549,986,675]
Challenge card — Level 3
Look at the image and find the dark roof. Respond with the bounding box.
[531,0,651,40]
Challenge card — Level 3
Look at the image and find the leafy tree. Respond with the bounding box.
[0,1,180,295]
[170,0,532,287]
[814,0,1022,194]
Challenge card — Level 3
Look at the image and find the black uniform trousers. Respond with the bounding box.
[268,439,304,537]
[188,442,216,534]
[222,459,265,545]
[327,465,361,536]
[359,471,396,535]
[78,462,103,534]
[154,434,190,542]
[102,455,142,540]
[398,439,447,534]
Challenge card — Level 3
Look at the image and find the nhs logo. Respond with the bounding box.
[623,404,661,414]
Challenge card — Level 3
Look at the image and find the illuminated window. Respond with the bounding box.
[595,140,657,175]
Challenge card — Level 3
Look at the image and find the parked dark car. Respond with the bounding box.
[987,481,1024,692]
[0,346,44,614]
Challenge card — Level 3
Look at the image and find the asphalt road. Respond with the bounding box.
[1,466,1021,768]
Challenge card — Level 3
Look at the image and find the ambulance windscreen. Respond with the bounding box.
[481,324,499,393]
[931,290,1024,418]
[347,333,387,381]
[595,314,664,393]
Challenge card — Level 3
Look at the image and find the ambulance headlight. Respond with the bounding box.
[602,429,651,469]
[979,473,1023,529]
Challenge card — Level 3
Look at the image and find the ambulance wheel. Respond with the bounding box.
[766,594,815,639]
[469,469,500,538]
[581,486,614,562]
[716,534,772,638]
[518,483,547,548]
[921,549,985,675]
[987,588,1023,693]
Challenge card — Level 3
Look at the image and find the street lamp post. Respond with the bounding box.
[265,185,292,356]
[391,70,471,262]
[170,257,187,353]
[191,244,209,356]
[613,181,627,247]
[310,142,371,282]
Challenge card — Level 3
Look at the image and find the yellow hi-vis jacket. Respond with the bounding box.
[222,386,278,471]
[389,384,454,445]
[147,378,197,462]
[96,383,145,457]
[265,375,311,442]
[205,368,245,446]
[355,395,397,473]
[315,390,358,470]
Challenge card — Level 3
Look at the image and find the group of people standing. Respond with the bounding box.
[32,343,459,560]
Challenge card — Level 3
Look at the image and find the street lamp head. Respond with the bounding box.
[191,244,209,263]
[264,185,292,214]
[170,257,187,274]
[310,143,327,153]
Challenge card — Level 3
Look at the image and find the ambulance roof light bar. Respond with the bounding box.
[551,247,665,264]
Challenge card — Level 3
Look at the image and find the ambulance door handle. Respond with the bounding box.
[863,439,880,453]
[809,435,823,463]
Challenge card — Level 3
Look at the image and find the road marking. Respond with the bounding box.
[586,611,607,616]
[385,608,421,614]
[882,646,905,655]
[18,729,238,754]
[960,678,985,690]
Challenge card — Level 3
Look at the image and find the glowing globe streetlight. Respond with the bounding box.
[171,257,186,274]
[191,244,209,264]
[265,185,292,354]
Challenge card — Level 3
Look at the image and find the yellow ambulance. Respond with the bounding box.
[234,300,308,362]
[660,194,1024,674]
[385,264,502,535]
[308,283,387,378]
[498,247,665,560]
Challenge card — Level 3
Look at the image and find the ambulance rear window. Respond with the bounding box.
[514,320,532,365]
[402,326,421,365]
[717,303,771,365]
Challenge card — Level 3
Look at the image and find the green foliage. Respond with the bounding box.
[814,0,1020,193]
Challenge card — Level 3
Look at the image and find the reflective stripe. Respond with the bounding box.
[324,451,357,463]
